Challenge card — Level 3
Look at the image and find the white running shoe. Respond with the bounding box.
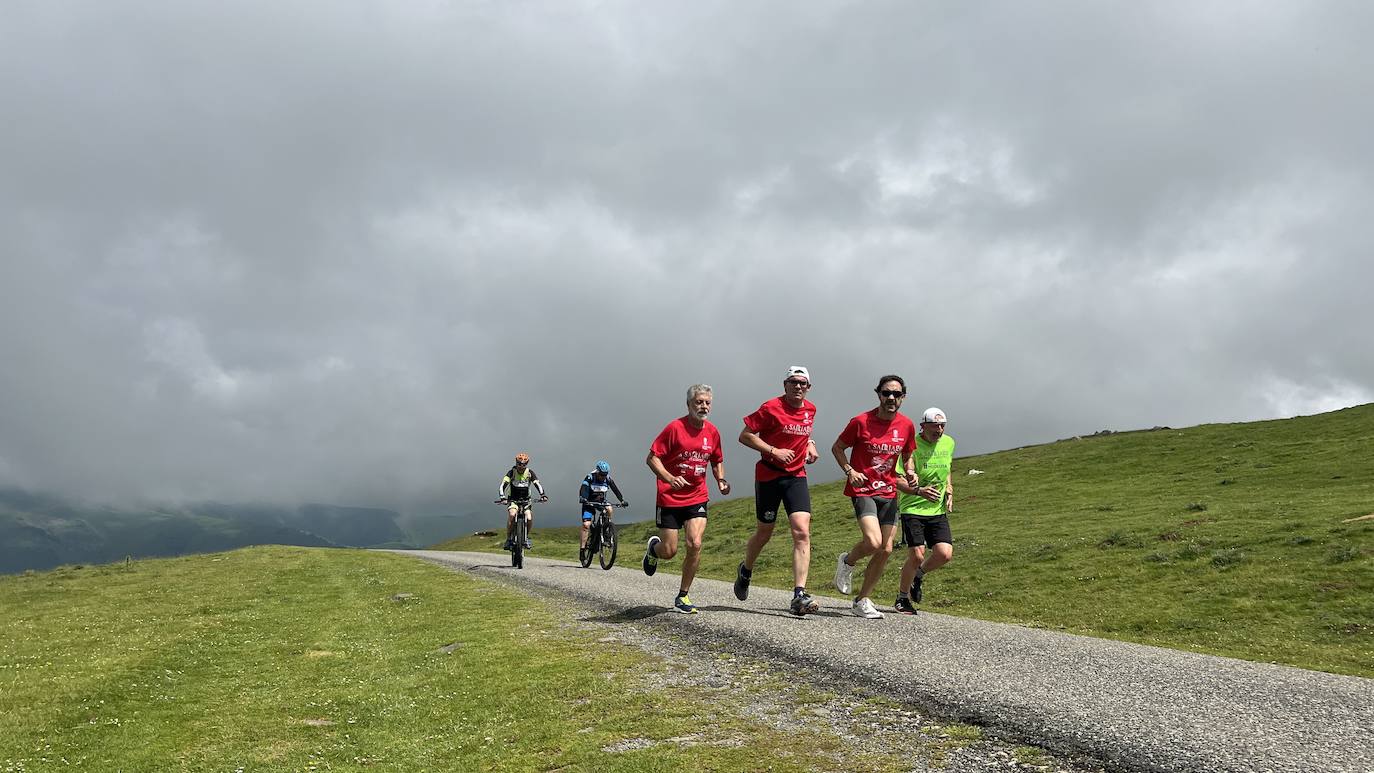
[834,552,853,595]
[852,597,884,619]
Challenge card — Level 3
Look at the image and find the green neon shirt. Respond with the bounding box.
[898,434,955,516]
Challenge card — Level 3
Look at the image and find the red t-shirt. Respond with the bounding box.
[649,416,724,507]
[837,410,916,497]
[743,396,816,482]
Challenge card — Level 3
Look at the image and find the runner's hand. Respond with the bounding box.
[846,469,869,486]
[771,447,797,464]
[805,448,819,464]
[918,486,941,503]
[717,479,732,495]
[668,475,690,490]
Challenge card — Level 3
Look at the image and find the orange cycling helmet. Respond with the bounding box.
[514,452,530,464]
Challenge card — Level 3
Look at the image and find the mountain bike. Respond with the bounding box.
[496,497,538,569]
[579,501,626,570]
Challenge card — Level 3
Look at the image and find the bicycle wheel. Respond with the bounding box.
[512,518,525,569]
[579,524,595,568]
[598,520,617,570]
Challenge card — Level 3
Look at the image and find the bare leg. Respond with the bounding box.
[788,512,812,588]
[899,544,927,592]
[743,522,776,571]
[679,517,708,594]
[847,515,884,565]
[656,527,680,559]
[855,523,897,600]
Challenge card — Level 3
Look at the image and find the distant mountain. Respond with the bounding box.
[0,489,437,574]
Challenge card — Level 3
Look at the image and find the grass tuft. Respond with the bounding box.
[1209,549,1247,569]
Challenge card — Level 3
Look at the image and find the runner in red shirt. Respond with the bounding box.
[733,366,821,616]
[643,383,731,614]
[830,375,917,619]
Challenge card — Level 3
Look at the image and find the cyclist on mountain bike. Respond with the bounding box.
[498,452,547,549]
[579,460,628,558]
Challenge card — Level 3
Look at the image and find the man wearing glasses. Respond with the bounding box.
[831,375,917,619]
[893,407,956,615]
[733,366,822,616]
[644,384,731,614]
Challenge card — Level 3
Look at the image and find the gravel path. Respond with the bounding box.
[399,549,1373,773]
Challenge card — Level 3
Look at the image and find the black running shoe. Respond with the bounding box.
[733,562,751,601]
[910,574,924,604]
[642,536,660,576]
[894,597,918,615]
[790,592,820,616]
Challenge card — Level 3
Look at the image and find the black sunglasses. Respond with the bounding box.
[785,380,811,388]
[878,389,906,398]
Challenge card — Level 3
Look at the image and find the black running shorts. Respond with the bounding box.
[656,502,708,530]
[900,513,953,548]
[851,496,898,526]
[755,476,812,523]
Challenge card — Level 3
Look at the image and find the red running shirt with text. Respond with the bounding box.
[649,417,724,507]
[837,410,916,497]
[743,396,816,482]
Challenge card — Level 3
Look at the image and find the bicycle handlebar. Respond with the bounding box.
[582,500,628,510]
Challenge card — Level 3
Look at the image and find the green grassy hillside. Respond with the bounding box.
[1,547,915,771]
[439,404,1374,677]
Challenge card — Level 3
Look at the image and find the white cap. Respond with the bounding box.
[784,365,811,384]
[921,407,947,424]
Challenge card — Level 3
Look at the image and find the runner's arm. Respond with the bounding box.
[738,426,792,462]
[712,460,731,495]
[831,437,867,485]
[894,453,918,494]
[647,452,688,489]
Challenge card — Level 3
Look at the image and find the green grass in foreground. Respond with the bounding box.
[440,404,1374,677]
[0,547,901,772]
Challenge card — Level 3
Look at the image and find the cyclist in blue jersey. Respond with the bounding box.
[579,460,628,558]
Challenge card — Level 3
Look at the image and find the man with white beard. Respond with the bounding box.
[644,384,732,614]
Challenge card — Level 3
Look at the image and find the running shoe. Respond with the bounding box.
[733,562,751,601]
[642,536,660,576]
[851,597,884,619]
[893,597,918,615]
[790,592,820,617]
[834,552,853,595]
[674,594,697,614]
[910,573,924,604]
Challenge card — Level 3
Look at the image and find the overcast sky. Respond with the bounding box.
[3,1,1371,527]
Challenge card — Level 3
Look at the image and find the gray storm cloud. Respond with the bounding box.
[2,1,1370,528]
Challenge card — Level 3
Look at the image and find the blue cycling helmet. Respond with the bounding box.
[595,460,610,475]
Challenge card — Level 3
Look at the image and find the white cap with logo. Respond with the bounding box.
[784,365,811,384]
[921,407,947,424]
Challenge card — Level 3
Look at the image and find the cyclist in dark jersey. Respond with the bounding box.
[578,460,628,561]
[498,452,547,549]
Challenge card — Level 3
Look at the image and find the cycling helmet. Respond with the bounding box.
[514,452,530,464]
[595,460,610,475]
